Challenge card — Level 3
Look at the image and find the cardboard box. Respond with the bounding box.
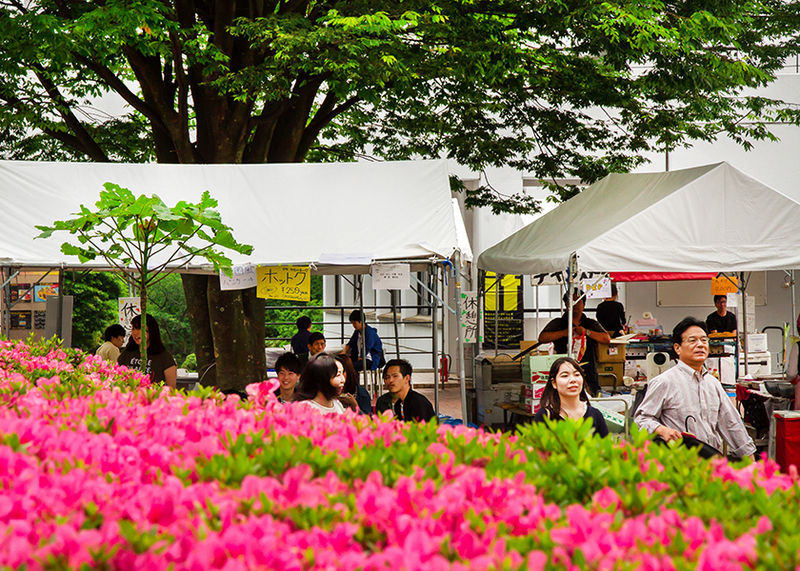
[597,363,624,388]
[596,342,626,363]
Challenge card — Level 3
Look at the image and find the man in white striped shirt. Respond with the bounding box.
[634,316,756,460]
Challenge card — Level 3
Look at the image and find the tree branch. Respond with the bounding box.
[29,66,110,162]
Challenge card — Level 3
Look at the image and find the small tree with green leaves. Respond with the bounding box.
[36,183,252,377]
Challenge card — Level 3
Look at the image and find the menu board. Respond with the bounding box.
[11,310,31,330]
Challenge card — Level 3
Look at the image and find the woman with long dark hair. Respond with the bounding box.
[117,314,177,389]
[294,353,346,414]
[335,354,372,414]
[532,356,608,437]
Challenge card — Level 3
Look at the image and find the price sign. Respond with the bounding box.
[256,265,310,301]
[711,276,738,295]
[581,277,611,299]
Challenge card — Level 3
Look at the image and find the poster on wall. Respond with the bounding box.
[34,284,59,303]
[482,272,524,350]
[11,310,31,330]
[10,284,32,303]
[34,310,47,330]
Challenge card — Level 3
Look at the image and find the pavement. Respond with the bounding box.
[365,371,468,420]
[412,371,466,419]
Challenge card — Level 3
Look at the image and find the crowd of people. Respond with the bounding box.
[93,285,770,445]
[96,309,434,423]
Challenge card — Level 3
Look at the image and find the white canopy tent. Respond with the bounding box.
[479,162,800,275]
[0,159,472,271]
[0,159,473,420]
[478,162,800,372]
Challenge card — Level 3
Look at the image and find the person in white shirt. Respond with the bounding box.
[293,353,346,414]
[634,316,756,460]
[96,324,125,363]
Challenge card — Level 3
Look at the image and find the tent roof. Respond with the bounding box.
[0,159,470,272]
[478,162,800,274]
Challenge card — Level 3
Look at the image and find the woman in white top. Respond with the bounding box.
[293,353,347,414]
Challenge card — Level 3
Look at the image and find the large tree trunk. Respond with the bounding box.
[182,275,217,387]
[182,274,266,391]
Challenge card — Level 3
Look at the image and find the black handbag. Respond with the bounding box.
[652,415,723,459]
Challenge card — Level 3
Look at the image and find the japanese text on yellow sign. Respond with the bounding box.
[711,276,738,296]
[256,265,310,301]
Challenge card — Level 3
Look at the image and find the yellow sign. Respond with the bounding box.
[256,265,310,301]
[711,276,738,295]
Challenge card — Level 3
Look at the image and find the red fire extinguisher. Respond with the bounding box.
[439,354,450,384]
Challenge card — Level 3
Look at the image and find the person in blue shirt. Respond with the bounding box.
[345,310,384,371]
[290,316,312,355]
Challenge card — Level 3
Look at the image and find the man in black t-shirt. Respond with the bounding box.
[596,282,626,337]
[538,291,611,395]
[383,358,435,422]
[706,295,737,334]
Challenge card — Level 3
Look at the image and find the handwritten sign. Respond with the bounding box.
[372,264,410,290]
[257,265,310,301]
[461,291,483,343]
[712,276,739,295]
[118,297,141,342]
[219,264,257,291]
[581,276,611,299]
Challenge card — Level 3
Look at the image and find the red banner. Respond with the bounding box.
[610,272,717,282]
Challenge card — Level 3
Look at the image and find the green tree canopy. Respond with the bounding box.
[5,0,800,386]
[1,1,799,207]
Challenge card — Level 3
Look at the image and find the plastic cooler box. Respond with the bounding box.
[774,411,800,473]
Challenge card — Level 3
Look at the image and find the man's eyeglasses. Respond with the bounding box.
[682,336,709,345]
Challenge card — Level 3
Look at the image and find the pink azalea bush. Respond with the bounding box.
[0,338,798,570]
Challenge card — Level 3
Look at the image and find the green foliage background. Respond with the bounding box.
[63,271,124,354]
[66,271,326,357]
[65,271,194,365]
[264,276,324,348]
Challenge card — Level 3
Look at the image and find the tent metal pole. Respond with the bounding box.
[567,254,576,358]
[431,263,439,416]
[1,267,10,338]
[56,266,65,344]
[741,271,749,376]
[453,250,469,423]
[792,270,797,336]
[391,290,400,359]
[494,274,500,357]
[358,275,369,391]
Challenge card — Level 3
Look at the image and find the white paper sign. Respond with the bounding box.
[372,264,410,290]
[461,291,483,343]
[582,276,611,299]
[118,297,141,341]
[318,252,373,266]
[220,264,257,291]
[726,292,737,308]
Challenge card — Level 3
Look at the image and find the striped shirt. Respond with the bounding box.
[634,360,756,458]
